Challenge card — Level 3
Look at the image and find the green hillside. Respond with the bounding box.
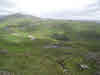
[0,14,99,75]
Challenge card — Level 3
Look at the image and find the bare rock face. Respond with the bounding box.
[0,49,8,55]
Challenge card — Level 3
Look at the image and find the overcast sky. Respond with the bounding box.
[0,0,100,20]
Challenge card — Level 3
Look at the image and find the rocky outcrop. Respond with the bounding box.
[0,49,8,55]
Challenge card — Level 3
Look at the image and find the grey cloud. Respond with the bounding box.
[43,0,100,20]
[0,0,100,20]
[0,0,16,15]
[85,0,100,12]
[0,0,15,8]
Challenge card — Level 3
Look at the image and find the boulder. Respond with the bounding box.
[28,35,36,40]
[79,64,89,70]
[0,50,8,55]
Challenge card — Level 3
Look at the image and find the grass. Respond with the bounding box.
[0,16,99,75]
[0,32,96,75]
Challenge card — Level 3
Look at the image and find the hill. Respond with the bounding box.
[0,13,99,75]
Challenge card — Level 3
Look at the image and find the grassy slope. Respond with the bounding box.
[0,15,99,75]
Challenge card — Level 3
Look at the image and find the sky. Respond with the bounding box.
[0,0,100,20]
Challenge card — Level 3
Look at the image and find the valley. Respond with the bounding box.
[0,13,99,75]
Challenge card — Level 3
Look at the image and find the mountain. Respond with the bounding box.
[0,13,43,27]
[6,13,40,19]
[0,13,99,75]
[0,13,99,41]
[0,13,42,33]
[0,13,41,22]
[0,15,6,21]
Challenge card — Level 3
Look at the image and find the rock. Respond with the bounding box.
[95,72,100,75]
[63,69,68,73]
[44,45,60,48]
[84,52,97,61]
[44,44,72,49]
[51,45,59,48]
[11,33,19,36]
[31,37,36,40]
[79,64,89,70]
[81,64,88,69]
[0,50,8,55]
[51,33,70,41]
[64,52,72,55]
[63,46,72,49]
[44,46,51,48]
[28,35,36,40]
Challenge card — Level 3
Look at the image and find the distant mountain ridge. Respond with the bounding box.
[0,13,100,23]
[6,13,40,19]
[0,13,44,27]
[0,15,6,20]
[0,13,41,22]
